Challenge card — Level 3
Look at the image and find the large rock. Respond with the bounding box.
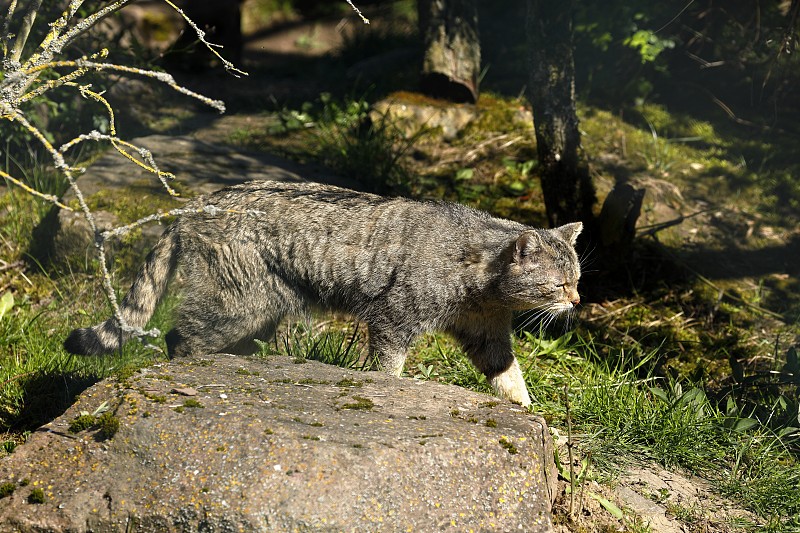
[0,354,557,532]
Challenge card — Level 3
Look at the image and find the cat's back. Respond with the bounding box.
[173,181,529,316]
[183,180,521,245]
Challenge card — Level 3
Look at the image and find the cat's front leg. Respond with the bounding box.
[452,325,531,407]
[488,357,531,407]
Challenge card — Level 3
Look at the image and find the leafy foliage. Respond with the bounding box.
[310,93,427,194]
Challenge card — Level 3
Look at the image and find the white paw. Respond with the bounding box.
[490,359,531,407]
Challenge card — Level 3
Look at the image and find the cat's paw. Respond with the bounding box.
[490,360,531,407]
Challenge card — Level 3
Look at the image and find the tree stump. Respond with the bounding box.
[418,0,481,104]
[597,181,646,261]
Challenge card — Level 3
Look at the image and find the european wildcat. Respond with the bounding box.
[65,181,582,407]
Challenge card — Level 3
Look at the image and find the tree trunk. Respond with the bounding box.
[525,0,595,227]
[418,0,480,104]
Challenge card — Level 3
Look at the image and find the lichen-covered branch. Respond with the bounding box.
[8,0,42,62]
[0,0,246,345]
[1,0,20,59]
[161,0,248,78]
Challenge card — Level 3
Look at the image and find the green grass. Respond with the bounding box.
[0,262,175,431]
[399,326,798,530]
[530,333,799,530]
[228,93,428,195]
[311,102,426,195]
[257,320,365,370]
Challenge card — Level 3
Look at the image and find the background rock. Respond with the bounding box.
[0,355,557,532]
[371,97,479,141]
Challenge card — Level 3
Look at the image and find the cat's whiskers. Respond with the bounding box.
[516,301,567,332]
[578,243,596,272]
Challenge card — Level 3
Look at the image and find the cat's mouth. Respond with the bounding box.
[549,302,576,314]
[510,297,575,314]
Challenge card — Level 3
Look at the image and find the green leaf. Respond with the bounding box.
[0,291,14,322]
[623,29,675,63]
[455,168,474,182]
[553,447,572,480]
[649,386,669,403]
[578,456,590,480]
[506,180,527,194]
[725,396,737,416]
[730,417,759,433]
[588,491,624,519]
[91,401,110,416]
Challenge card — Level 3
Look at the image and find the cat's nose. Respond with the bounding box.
[571,297,581,307]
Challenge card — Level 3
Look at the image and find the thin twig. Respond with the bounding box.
[564,384,576,519]
[0,169,74,210]
[1,371,36,388]
[345,0,370,24]
[23,59,227,112]
[0,259,25,272]
[1,0,19,59]
[161,0,248,77]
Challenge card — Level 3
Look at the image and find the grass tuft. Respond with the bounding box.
[27,487,45,504]
[263,321,365,370]
[0,482,15,498]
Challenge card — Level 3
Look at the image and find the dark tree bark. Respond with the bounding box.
[525,0,595,227]
[418,0,480,104]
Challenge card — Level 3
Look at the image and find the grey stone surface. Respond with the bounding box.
[371,98,479,141]
[0,355,557,532]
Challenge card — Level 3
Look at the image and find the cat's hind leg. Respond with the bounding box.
[166,305,282,357]
[366,325,410,376]
[166,274,298,358]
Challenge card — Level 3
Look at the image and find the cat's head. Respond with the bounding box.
[502,222,582,315]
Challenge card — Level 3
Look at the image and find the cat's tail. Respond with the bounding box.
[64,225,179,356]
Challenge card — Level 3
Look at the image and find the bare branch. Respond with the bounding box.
[0,0,265,349]
[161,0,248,77]
[23,59,227,112]
[0,168,74,210]
[346,0,371,25]
[23,0,129,69]
[1,0,19,59]
[9,0,43,63]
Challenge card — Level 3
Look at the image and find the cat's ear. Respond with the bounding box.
[556,222,583,246]
[514,231,541,265]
